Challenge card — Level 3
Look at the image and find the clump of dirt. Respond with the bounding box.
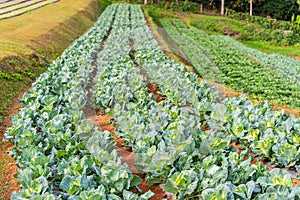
[218,20,228,24]
[294,56,300,61]
[293,179,300,186]
[223,29,239,39]
[201,124,210,131]
[97,114,116,133]
[147,83,165,103]
[137,179,170,200]
[147,82,158,94]
[283,30,292,35]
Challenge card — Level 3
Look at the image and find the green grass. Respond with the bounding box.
[0,55,47,121]
[242,41,300,57]
[143,6,178,24]
[187,14,247,35]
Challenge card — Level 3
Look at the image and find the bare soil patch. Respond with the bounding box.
[0,86,29,199]
[294,56,300,61]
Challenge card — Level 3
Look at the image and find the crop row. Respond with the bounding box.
[160,18,300,108]
[92,4,300,199]
[218,35,300,82]
[159,18,222,82]
[0,0,28,9]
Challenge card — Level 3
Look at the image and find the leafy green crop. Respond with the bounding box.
[92,4,300,199]
[5,4,154,199]
[6,3,300,200]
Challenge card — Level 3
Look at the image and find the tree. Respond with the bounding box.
[257,0,299,20]
[249,0,253,15]
[144,0,147,5]
[199,0,203,13]
[221,0,225,15]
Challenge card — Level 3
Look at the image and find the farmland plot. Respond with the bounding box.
[5,4,153,199]
[160,18,300,108]
[5,3,300,199]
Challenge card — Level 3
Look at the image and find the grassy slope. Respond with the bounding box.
[0,0,106,122]
[0,0,108,199]
[0,0,99,58]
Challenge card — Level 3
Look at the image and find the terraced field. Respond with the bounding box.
[0,0,59,20]
[5,3,300,199]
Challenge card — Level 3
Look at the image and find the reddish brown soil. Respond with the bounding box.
[133,55,166,103]
[138,179,169,200]
[231,141,265,165]
[272,105,300,117]
[230,141,242,155]
[201,124,210,131]
[293,179,300,186]
[294,56,300,61]
[0,87,27,199]
[147,82,165,103]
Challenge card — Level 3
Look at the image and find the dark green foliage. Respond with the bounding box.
[255,0,300,21]
[226,9,300,45]
[151,0,198,13]
[158,0,300,22]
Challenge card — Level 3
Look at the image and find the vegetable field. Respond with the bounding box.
[160,18,300,108]
[5,3,300,200]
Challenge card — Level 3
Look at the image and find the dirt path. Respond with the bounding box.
[143,12,191,67]
[0,86,29,199]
